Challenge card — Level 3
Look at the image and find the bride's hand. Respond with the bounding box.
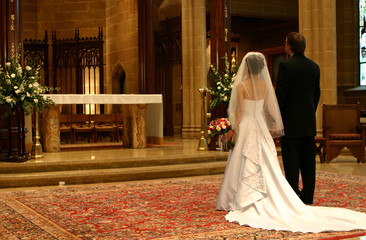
[224,129,235,142]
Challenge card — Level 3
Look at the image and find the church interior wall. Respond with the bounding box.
[21,0,140,113]
[17,0,366,135]
[230,0,297,20]
[336,0,366,107]
[105,0,139,95]
[231,16,297,61]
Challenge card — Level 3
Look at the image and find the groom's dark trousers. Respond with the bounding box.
[280,135,316,204]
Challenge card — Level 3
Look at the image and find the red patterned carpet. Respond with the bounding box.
[0,171,365,239]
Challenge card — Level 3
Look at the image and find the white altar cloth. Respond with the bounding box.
[43,94,163,145]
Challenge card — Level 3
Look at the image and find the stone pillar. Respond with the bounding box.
[106,0,139,94]
[138,0,155,94]
[210,0,231,73]
[299,0,337,132]
[181,0,207,139]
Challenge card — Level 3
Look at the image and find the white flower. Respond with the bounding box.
[6,79,11,84]
[34,82,39,87]
[34,99,38,103]
[15,90,20,94]
[223,96,228,101]
[21,96,25,101]
[26,66,32,71]
[222,125,227,129]
[43,95,48,100]
[224,74,229,78]
[27,92,30,97]
[14,86,18,89]
[217,86,221,90]
[216,125,221,131]
[6,62,11,67]
[6,97,12,103]
[10,73,16,78]
[29,84,33,88]
[208,130,211,135]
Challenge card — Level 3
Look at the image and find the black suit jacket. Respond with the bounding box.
[275,53,320,137]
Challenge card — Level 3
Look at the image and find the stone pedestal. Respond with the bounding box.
[121,104,147,148]
[42,105,61,152]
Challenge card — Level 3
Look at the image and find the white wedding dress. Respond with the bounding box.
[216,99,366,233]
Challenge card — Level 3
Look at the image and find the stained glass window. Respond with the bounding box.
[360,0,366,85]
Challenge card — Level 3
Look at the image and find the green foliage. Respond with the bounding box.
[203,55,240,109]
[0,44,57,117]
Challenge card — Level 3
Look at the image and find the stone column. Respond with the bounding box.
[181,0,207,139]
[299,0,337,132]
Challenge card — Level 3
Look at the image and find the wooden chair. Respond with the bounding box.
[93,114,116,142]
[60,114,73,144]
[322,103,366,163]
[71,114,93,143]
[115,113,123,142]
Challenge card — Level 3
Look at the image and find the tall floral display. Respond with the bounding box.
[203,56,239,150]
[0,45,55,162]
[203,55,239,111]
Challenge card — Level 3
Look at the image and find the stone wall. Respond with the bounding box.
[21,0,38,39]
[34,0,106,39]
[21,0,140,97]
[105,0,139,94]
[231,0,297,20]
[336,0,366,107]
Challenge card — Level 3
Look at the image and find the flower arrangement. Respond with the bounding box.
[0,46,56,117]
[203,55,240,109]
[207,117,235,150]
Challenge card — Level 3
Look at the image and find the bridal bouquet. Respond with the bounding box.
[207,118,235,150]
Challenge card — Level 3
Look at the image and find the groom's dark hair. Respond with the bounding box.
[287,32,306,54]
[246,54,264,74]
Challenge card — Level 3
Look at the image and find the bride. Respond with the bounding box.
[216,52,366,232]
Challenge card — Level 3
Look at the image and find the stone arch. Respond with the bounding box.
[112,63,126,113]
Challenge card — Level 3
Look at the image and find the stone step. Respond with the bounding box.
[0,154,227,174]
[0,161,227,188]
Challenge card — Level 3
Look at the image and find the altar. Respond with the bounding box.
[42,94,163,151]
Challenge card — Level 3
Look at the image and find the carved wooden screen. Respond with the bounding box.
[52,28,104,114]
[23,31,49,88]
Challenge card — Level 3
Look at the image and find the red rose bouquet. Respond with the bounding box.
[207,118,235,150]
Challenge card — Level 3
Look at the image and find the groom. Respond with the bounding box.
[275,32,321,204]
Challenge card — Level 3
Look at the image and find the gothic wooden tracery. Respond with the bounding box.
[52,28,104,113]
[23,31,50,87]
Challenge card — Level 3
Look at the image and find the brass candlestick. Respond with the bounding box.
[31,111,44,159]
[197,88,208,151]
